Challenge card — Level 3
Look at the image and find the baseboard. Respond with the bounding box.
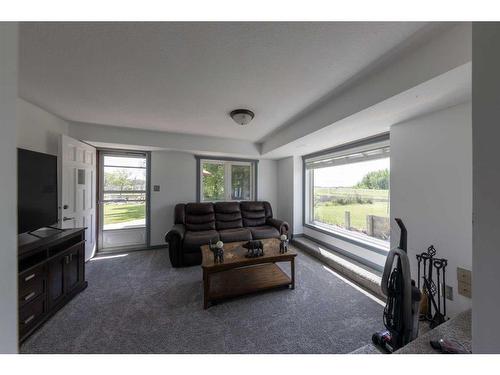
[94,245,167,258]
[149,244,168,250]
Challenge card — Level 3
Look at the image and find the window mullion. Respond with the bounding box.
[308,169,312,223]
[225,162,232,201]
[252,165,255,200]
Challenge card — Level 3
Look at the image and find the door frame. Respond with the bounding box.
[58,135,97,260]
[96,148,151,253]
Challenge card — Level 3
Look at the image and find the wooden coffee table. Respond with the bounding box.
[200,238,297,309]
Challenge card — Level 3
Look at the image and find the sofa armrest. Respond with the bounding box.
[165,224,186,267]
[266,218,290,236]
[165,224,186,242]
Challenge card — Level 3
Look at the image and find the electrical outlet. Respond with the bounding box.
[459,283,472,298]
[457,267,472,284]
[153,185,160,192]
[445,285,453,301]
[457,267,472,298]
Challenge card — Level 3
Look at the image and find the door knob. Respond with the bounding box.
[63,217,74,221]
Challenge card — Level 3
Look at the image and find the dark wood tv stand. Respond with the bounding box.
[18,228,87,343]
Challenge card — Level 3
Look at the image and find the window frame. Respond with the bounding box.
[195,156,258,202]
[302,133,390,251]
[97,149,152,252]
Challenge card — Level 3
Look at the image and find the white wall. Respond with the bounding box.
[13,98,280,248]
[277,157,294,234]
[0,22,19,353]
[257,159,279,217]
[17,98,69,155]
[150,151,197,246]
[292,155,303,235]
[390,102,472,318]
[150,152,280,246]
[14,101,278,247]
[276,156,303,237]
[472,23,500,353]
[69,123,279,245]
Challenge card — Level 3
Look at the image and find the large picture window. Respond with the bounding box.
[304,135,390,247]
[197,157,256,202]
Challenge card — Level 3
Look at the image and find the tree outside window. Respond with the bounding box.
[200,159,255,201]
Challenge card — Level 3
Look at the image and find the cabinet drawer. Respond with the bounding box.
[19,294,45,335]
[19,264,46,292]
[18,276,45,307]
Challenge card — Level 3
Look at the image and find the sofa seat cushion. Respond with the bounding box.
[183,230,219,253]
[249,225,280,240]
[219,228,252,243]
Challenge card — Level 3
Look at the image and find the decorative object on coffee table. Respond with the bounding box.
[279,234,288,254]
[201,238,297,309]
[209,240,224,264]
[243,240,264,258]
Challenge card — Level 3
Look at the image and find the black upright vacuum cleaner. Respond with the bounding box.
[372,218,421,353]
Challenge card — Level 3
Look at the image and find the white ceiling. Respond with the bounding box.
[263,63,472,159]
[19,22,428,142]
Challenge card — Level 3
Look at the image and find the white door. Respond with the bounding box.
[59,135,97,260]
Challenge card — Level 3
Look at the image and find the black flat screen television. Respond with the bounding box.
[18,148,58,234]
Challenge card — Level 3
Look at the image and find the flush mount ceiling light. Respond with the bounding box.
[230,109,255,126]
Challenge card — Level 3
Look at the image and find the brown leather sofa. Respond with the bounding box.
[165,201,289,267]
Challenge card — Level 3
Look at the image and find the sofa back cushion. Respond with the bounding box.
[174,203,186,224]
[240,201,273,227]
[184,203,215,231]
[214,202,243,230]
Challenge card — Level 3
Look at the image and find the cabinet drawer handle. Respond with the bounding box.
[24,315,35,325]
[24,292,36,301]
[24,273,36,282]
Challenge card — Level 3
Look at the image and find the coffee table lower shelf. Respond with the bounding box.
[204,263,292,309]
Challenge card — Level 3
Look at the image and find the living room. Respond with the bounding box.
[2,2,500,371]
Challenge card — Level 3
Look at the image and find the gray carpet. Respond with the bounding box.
[394,309,472,354]
[350,344,382,354]
[21,247,384,353]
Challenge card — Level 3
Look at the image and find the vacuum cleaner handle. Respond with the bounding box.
[395,218,407,252]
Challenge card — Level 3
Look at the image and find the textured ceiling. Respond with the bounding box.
[19,22,428,141]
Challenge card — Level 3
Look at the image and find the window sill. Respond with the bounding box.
[303,222,389,256]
